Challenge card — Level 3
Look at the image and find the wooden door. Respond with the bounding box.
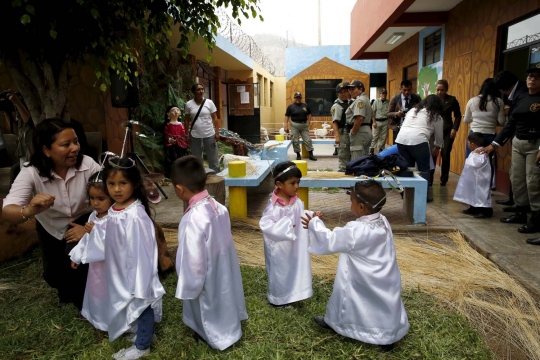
[443,52,472,175]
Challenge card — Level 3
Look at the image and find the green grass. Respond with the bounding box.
[0,249,493,359]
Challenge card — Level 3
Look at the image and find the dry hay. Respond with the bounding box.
[163,221,540,359]
[304,171,355,180]
[219,154,261,176]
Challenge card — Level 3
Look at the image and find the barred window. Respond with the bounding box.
[424,30,442,66]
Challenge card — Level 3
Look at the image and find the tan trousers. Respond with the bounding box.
[511,138,540,211]
[371,120,388,152]
[290,121,314,153]
[337,128,351,171]
[350,126,372,160]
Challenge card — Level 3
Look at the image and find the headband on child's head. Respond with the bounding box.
[108,156,136,169]
[274,165,297,181]
[93,151,119,182]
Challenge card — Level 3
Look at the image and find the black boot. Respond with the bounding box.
[526,237,540,245]
[308,151,317,161]
[296,152,301,160]
[500,207,528,224]
[518,211,540,233]
[333,146,338,156]
[496,198,514,206]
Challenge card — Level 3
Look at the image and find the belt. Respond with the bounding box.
[361,123,371,127]
[375,118,388,121]
[292,121,307,123]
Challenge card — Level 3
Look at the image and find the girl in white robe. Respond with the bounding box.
[69,174,112,331]
[71,158,165,360]
[453,132,493,218]
[171,156,247,351]
[302,180,409,350]
[260,161,314,306]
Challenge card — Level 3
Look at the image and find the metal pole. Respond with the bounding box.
[318,0,321,46]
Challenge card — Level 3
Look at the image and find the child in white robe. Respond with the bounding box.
[454,132,493,218]
[172,156,247,351]
[259,161,318,306]
[302,180,409,351]
[71,157,165,360]
[69,172,112,331]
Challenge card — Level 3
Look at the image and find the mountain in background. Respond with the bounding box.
[252,34,307,77]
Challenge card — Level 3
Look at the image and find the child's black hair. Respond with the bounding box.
[273,161,303,184]
[170,155,207,192]
[468,132,485,147]
[102,158,153,219]
[86,171,108,197]
[352,180,386,213]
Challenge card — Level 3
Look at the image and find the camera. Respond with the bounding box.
[0,89,16,113]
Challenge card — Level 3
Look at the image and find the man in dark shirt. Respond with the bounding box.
[387,80,421,143]
[435,79,461,186]
[480,66,540,241]
[284,92,316,161]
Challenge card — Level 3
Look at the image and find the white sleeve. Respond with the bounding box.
[308,217,353,255]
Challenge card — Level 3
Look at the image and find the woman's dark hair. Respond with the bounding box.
[478,78,501,112]
[413,94,444,124]
[436,79,449,91]
[164,105,181,124]
[86,171,109,198]
[191,83,204,92]
[273,161,303,184]
[27,118,83,180]
[494,70,518,91]
[102,158,153,219]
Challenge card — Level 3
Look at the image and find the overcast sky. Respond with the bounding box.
[225,0,357,46]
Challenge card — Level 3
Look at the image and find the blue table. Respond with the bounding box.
[300,174,428,224]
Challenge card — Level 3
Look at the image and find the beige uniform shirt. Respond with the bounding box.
[347,94,372,125]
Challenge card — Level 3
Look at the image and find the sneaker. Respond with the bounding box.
[313,315,332,330]
[112,345,149,360]
[125,333,157,344]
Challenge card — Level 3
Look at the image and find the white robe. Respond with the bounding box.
[259,198,313,305]
[71,200,165,341]
[308,213,409,345]
[453,151,492,208]
[69,211,108,331]
[175,196,248,351]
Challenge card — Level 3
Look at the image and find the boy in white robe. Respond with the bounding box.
[454,132,493,218]
[260,161,317,306]
[302,180,409,351]
[171,156,248,351]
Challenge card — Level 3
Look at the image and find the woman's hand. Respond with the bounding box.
[28,194,55,216]
[431,146,441,157]
[65,223,86,243]
[84,222,95,234]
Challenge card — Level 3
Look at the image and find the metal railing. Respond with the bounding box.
[507,33,540,49]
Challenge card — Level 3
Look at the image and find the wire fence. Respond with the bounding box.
[217,10,277,75]
[507,32,540,50]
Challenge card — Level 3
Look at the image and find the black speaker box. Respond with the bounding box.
[110,68,140,108]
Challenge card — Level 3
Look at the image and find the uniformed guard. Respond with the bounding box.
[370,89,389,155]
[330,82,351,172]
[346,80,373,160]
[480,64,540,243]
[284,91,317,161]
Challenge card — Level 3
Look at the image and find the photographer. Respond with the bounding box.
[0,89,33,184]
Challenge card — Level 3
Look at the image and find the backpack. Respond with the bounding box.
[345,154,410,177]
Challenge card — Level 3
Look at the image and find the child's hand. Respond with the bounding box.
[314,211,323,219]
[301,213,313,229]
[84,222,95,234]
[71,261,79,269]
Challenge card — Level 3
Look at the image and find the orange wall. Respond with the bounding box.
[386,34,419,97]
[350,0,413,59]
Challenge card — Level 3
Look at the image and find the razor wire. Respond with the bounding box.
[507,32,540,50]
[216,9,276,75]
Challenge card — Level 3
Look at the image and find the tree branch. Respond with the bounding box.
[3,55,41,124]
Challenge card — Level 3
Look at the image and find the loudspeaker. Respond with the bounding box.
[110,68,140,108]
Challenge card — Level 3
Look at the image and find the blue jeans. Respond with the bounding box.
[397,143,431,183]
[135,306,154,350]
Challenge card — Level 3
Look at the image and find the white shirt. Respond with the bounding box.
[3,155,101,239]
[463,95,505,135]
[395,108,444,148]
[185,98,217,138]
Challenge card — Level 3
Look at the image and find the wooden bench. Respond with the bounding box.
[300,173,428,224]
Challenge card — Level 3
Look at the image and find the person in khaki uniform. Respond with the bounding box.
[370,89,389,155]
[346,80,373,160]
[330,82,351,172]
[284,91,317,161]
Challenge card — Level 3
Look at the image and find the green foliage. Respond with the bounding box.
[0,248,493,359]
[418,65,439,99]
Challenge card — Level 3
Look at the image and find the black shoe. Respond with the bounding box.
[308,151,317,161]
[518,223,540,234]
[380,343,395,352]
[500,213,527,224]
[526,237,540,245]
[193,331,206,343]
[333,148,338,156]
[496,199,514,206]
[440,182,446,187]
[313,316,332,330]
[296,152,301,160]
[463,206,478,215]
[474,213,491,219]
